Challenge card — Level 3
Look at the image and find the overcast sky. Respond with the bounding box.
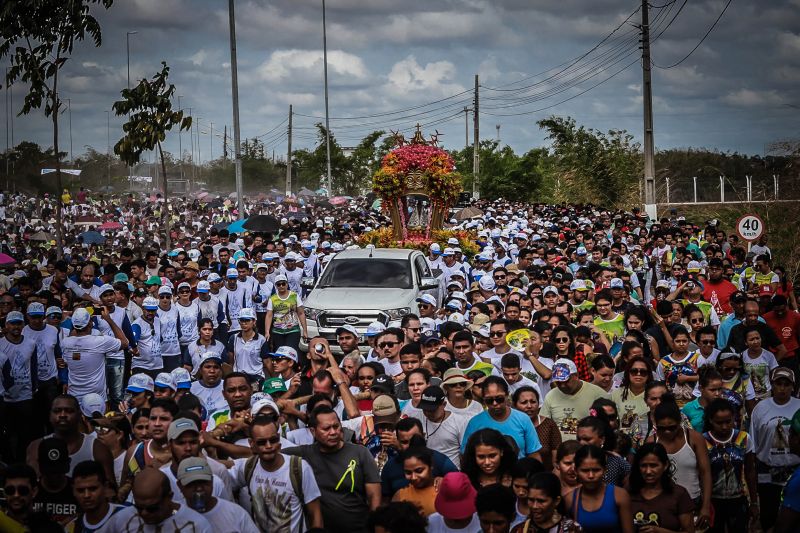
[4,0,800,164]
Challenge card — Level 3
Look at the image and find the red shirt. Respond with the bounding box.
[703,279,738,316]
[764,310,800,355]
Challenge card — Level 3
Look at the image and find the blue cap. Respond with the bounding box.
[5,311,24,323]
[27,302,45,316]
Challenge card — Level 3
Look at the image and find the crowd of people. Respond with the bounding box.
[0,189,798,533]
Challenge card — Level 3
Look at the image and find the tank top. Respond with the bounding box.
[661,428,701,499]
[45,432,97,477]
[571,484,619,533]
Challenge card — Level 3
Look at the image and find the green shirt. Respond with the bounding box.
[681,398,705,432]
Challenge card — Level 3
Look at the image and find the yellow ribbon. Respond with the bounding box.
[335,459,357,493]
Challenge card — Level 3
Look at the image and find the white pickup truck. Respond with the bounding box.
[300,247,443,353]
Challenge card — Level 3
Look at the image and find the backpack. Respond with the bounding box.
[244,454,309,527]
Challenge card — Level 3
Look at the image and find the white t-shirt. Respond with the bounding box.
[190,380,227,416]
[22,324,60,382]
[743,349,779,400]
[60,334,122,401]
[229,454,321,533]
[445,399,484,418]
[427,512,481,532]
[200,497,260,533]
[422,412,470,468]
[159,463,232,503]
[106,502,213,533]
[187,340,226,375]
[749,397,800,483]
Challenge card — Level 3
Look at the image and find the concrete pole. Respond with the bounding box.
[229,0,244,219]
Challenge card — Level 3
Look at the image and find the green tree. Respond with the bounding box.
[1,0,114,257]
[113,62,192,251]
[341,130,385,196]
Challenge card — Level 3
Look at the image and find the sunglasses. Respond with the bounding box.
[629,368,649,376]
[656,424,679,432]
[690,318,704,324]
[699,340,716,345]
[494,275,506,280]
[445,381,468,388]
[554,337,570,343]
[253,436,281,446]
[418,303,432,309]
[489,331,506,338]
[3,485,31,496]
[405,327,421,332]
[275,282,288,286]
[178,290,191,294]
[484,396,506,405]
[159,295,172,299]
[135,502,163,514]
[721,366,742,372]
[378,341,398,349]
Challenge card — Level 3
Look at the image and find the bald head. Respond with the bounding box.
[132,468,173,524]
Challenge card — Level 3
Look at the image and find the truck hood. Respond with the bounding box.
[304,287,414,311]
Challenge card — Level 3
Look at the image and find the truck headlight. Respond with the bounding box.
[304,307,322,322]
[383,307,411,320]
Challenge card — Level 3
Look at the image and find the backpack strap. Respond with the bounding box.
[243,455,258,488]
[289,455,310,529]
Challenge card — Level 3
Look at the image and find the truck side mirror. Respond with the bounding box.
[420,277,439,290]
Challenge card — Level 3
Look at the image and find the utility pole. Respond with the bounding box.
[286,104,293,196]
[105,110,111,186]
[322,0,332,196]
[177,95,183,180]
[228,0,244,219]
[188,107,194,190]
[196,118,201,191]
[209,122,213,161]
[641,0,656,220]
[126,31,137,188]
[5,68,9,188]
[463,106,470,148]
[496,124,500,142]
[472,74,480,200]
[223,125,228,164]
[67,98,73,163]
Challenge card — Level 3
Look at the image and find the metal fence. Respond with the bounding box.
[656,174,799,205]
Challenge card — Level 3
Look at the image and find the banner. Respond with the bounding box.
[40,169,82,176]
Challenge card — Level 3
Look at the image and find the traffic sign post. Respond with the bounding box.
[736,213,765,244]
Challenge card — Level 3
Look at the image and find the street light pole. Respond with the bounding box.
[126,30,137,190]
[105,110,111,186]
[228,0,244,219]
[322,0,332,196]
[177,95,183,180]
[67,98,73,163]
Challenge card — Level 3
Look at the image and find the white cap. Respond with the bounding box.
[238,307,256,320]
[365,321,386,337]
[542,285,559,297]
[441,247,455,257]
[416,294,437,307]
[171,367,192,389]
[251,397,280,417]
[142,296,159,310]
[262,252,277,261]
[447,312,466,325]
[98,283,115,295]
[255,263,268,271]
[71,308,92,329]
[271,345,298,362]
[447,237,459,246]
[158,285,173,296]
[196,280,210,292]
[80,393,105,417]
[655,279,671,290]
[569,279,587,291]
[127,373,155,393]
[429,243,441,252]
[177,282,191,291]
[451,291,468,302]
[609,278,624,289]
[226,267,239,278]
[207,273,222,283]
[479,275,496,291]
[154,372,177,391]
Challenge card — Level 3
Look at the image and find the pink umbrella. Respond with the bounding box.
[0,253,15,265]
[329,196,350,206]
[98,221,123,230]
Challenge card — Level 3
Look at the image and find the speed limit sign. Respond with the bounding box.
[736,213,764,242]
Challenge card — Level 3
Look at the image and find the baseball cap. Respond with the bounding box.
[475,324,491,338]
[142,296,159,310]
[416,294,437,307]
[655,280,670,291]
[27,302,45,316]
[5,310,24,324]
[155,372,177,391]
[176,457,213,485]
[171,367,192,389]
[273,274,288,284]
[250,396,280,417]
[126,373,155,393]
[70,308,91,329]
[552,358,578,382]
[80,393,106,418]
[184,261,200,272]
[569,279,587,291]
[270,345,298,362]
[609,278,624,289]
[429,243,441,254]
[196,280,210,293]
[730,291,748,304]
[168,418,200,440]
[542,285,559,297]
[46,306,63,317]
[435,472,477,520]
[771,366,795,384]
[238,307,256,321]
[177,282,191,292]
[198,351,223,368]
[479,275,496,291]
[145,275,161,286]
[335,325,359,338]
[418,385,446,411]
[207,273,222,283]
[576,247,588,256]
[98,283,115,296]
[441,247,455,257]
[38,437,70,473]
[225,268,238,279]
[113,272,129,283]
[372,395,400,426]
[158,285,173,296]
[371,374,395,394]
[262,377,289,395]
[447,237,459,246]
[364,321,386,337]
[687,260,702,272]
[420,331,441,344]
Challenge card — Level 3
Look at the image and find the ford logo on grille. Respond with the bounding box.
[344,316,360,325]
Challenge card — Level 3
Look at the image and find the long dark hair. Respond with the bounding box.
[551,325,576,358]
[621,356,654,401]
[629,442,674,494]
[462,428,517,489]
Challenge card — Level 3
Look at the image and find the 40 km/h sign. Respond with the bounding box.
[736,214,765,242]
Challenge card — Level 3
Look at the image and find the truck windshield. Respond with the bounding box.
[318,259,412,289]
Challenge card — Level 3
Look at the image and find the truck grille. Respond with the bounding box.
[318,312,385,329]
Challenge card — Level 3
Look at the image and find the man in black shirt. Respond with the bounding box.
[727,300,787,359]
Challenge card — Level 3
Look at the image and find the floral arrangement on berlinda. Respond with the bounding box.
[372,126,463,242]
[357,227,479,258]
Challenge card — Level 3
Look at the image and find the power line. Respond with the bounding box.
[652,0,734,69]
